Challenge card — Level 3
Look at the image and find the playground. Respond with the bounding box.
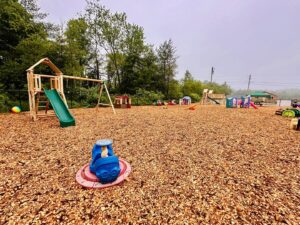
[0,106,299,224]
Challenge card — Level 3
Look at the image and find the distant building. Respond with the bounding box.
[250,91,277,105]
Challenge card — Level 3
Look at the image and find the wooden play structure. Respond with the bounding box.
[114,96,131,108]
[26,58,115,125]
[201,89,226,105]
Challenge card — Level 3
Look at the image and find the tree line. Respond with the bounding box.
[0,0,232,111]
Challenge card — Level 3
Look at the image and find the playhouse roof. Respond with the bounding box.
[26,58,62,74]
[250,91,275,98]
[183,96,191,100]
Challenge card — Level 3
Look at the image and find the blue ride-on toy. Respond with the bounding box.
[89,139,121,184]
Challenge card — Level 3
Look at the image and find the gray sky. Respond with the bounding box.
[39,0,300,90]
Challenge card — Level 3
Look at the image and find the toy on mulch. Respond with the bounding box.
[290,118,300,130]
[167,100,177,105]
[277,108,300,118]
[76,139,131,189]
[11,106,21,113]
[275,108,284,115]
[188,104,197,110]
[153,100,162,106]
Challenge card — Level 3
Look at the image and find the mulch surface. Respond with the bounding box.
[0,105,299,224]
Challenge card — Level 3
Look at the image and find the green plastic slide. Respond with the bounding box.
[44,89,75,127]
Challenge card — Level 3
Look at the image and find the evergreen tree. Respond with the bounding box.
[157,39,177,97]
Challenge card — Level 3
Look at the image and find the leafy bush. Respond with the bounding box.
[0,94,9,112]
[132,88,165,105]
[190,93,201,102]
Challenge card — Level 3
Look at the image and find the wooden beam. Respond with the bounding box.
[34,74,56,78]
[34,74,103,83]
[63,75,103,83]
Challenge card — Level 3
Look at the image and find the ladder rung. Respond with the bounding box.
[38,114,56,117]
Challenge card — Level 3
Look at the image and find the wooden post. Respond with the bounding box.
[27,71,33,120]
[104,83,116,114]
[96,83,104,109]
[58,74,68,108]
[28,71,37,120]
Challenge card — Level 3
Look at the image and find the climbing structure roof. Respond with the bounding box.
[26,58,62,74]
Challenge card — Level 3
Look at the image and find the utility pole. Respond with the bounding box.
[247,74,251,93]
[210,67,214,83]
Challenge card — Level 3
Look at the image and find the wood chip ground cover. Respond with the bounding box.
[0,106,299,224]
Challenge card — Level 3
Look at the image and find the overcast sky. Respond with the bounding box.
[38,0,300,90]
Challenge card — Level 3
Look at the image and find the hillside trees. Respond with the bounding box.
[0,0,232,111]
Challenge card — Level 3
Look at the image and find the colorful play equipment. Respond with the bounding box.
[11,106,21,113]
[291,99,300,108]
[114,96,131,108]
[201,89,226,105]
[76,139,131,189]
[226,96,258,109]
[179,96,191,105]
[239,96,251,108]
[26,58,115,127]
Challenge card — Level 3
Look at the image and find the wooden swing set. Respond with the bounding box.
[26,58,115,121]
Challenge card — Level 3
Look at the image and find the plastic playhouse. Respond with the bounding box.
[179,96,191,105]
[76,139,131,189]
[114,96,131,108]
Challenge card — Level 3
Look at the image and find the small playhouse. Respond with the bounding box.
[179,96,191,105]
[114,96,131,108]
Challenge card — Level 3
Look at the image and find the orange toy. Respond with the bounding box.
[188,105,196,110]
